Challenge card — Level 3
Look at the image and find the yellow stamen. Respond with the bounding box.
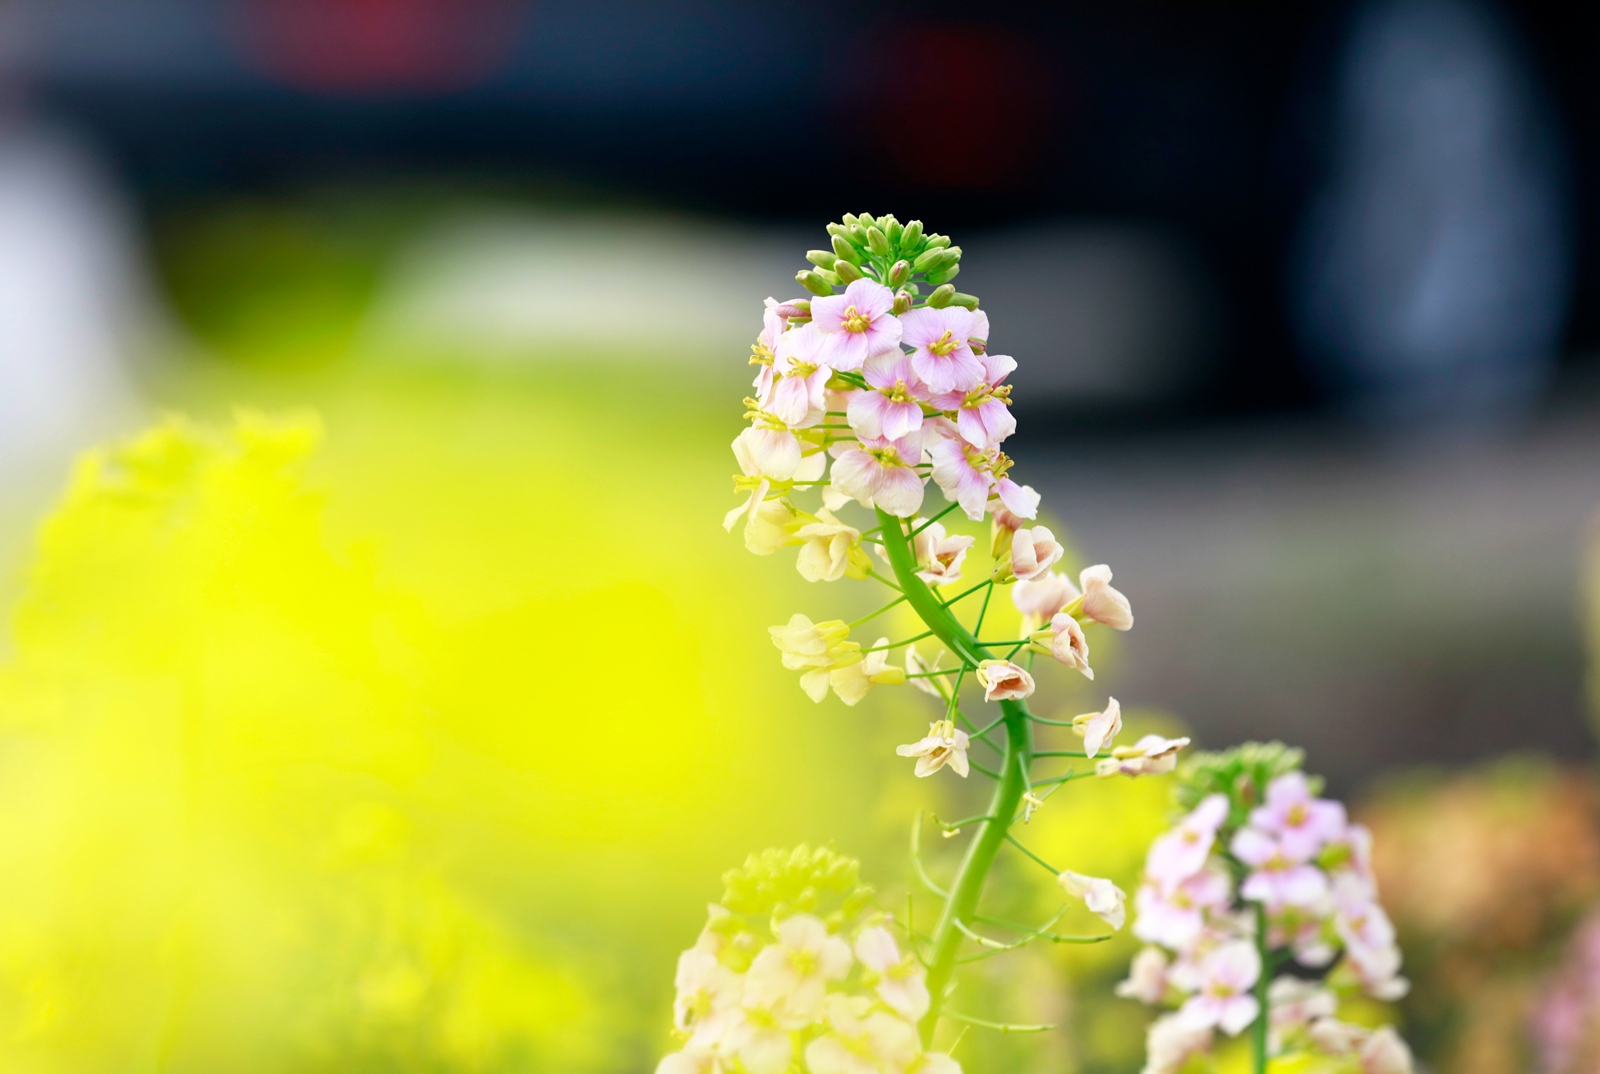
[842,305,870,333]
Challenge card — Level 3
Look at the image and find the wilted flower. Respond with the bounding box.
[1003,525,1064,582]
[1071,696,1121,757]
[1030,612,1092,677]
[974,658,1035,701]
[1096,735,1191,777]
[1078,564,1133,630]
[1059,869,1128,930]
[896,719,970,778]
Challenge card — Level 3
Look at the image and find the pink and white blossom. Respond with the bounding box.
[1144,794,1230,886]
[1059,870,1128,930]
[1177,941,1261,1035]
[954,382,1016,448]
[1072,697,1122,757]
[809,278,902,372]
[1096,735,1191,777]
[1133,865,1232,949]
[847,351,929,442]
[907,521,975,586]
[1116,946,1171,1004]
[1079,564,1133,630]
[1032,612,1092,678]
[975,659,1035,701]
[1249,772,1347,862]
[929,438,995,521]
[1232,827,1330,908]
[830,435,926,518]
[1012,570,1079,630]
[896,719,970,778]
[1008,526,1064,581]
[990,482,1040,529]
[898,306,987,395]
[853,926,930,1021]
[1141,1013,1213,1074]
[767,323,832,428]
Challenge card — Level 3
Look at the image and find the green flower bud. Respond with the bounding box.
[949,291,980,310]
[944,245,962,261]
[806,249,838,269]
[834,259,864,284]
[856,212,877,229]
[925,234,951,251]
[912,248,946,271]
[884,217,903,242]
[927,284,956,308]
[892,290,912,315]
[848,225,869,245]
[887,260,911,288]
[866,226,891,255]
[841,213,860,227]
[797,270,835,296]
[926,263,960,285]
[902,220,924,248]
[831,234,861,265]
[826,222,851,241]
[817,268,841,286]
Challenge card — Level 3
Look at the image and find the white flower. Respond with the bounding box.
[1071,697,1122,758]
[743,498,803,555]
[673,947,741,1032]
[1096,735,1190,777]
[655,1044,727,1074]
[1028,612,1092,677]
[829,639,907,706]
[1178,941,1261,1036]
[1360,1027,1415,1074]
[803,994,921,1074]
[1116,946,1170,1004]
[1003,525,1064,582]
[974,658,1034,701]
[913,522,976,586]
[1059,869,1127,930]
[1141,1012,1212,1074]
[896,719,970,778]
[794,508,869,582]
[742,913,852,1024]
[768,614,859,702]
[853,926,930,1021]
[1012,570,1079,631]
[1079,563,1133,630]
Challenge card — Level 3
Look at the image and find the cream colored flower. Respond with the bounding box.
[1012,570,1079,631]
[794,508,871,582]
[1059,869,1127,930]
[1079,563,1133,630]
[853,926,930,1021]
[1359,1027,1414,1074]
[1096,734,1190,777]
[768,614,859,702]
[975,658,1034,701]
[673,947,742,1033]
[1071,697,1122,758]
[743,498,804,555]
[1001,525,1064,582]
[896,719,970,777]
[1141,1013,1212,1074]
[742,913,851,1023]
[1028,612,1092,678]
[830,640,907,706]
[913,522,976,586]
[803,994,921,1074]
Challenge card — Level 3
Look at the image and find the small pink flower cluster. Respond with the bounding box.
[1532,908,1600,1074]
[1121,770,1412,1074]
[727,239,1035,533]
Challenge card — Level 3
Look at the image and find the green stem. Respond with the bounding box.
[878,507,1034,1047]
[1252,901,1269,1074]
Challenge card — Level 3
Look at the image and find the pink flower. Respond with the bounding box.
[1116,946,1171,1004]
[1178,941,1261,1035]
[847,351,928,442]
[1145,794,1230,887]
[1059,869,1128,930]
[767,324,832,428]
[1232,827,1330,908]
[1031,612,1091,678]
[1012,571,1079,629]
[1248,772,1346,862]
[899,306,987,395]
[975,659,1034,701]
[1009,526,1064,581]
[809,278,902,373]
[954,386,1016,448]
[1072,696,1120,755]
[929,438,995,521]
[765,295,810,323]
[1079,564,1133,630]
[1142,1013,1213,1074]
[909,521,975,586]
[830,435,926,518]
[1133,865,1232,949]
[751,306,786,400]
[993,477,1039,521]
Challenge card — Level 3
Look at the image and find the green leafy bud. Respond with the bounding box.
[831,235,861,265]
[926,263,960,285]
[925,234,951,251]
[927,284,956,308]
[720,844,870,919]
[834,259,864,284]
[841,213,860,227]
[806,249,838,269]
[912,248,946,271]
[887,260,911,288]
[884,217,903,242]
[949,292,979,310]
[866,226,891,255]
[826,223,851,241]
[902,220,924,248]
[848,225,869,245]
[817,268,841,286]
[856,212,878,229]
[1172,741,1308,828]
[796,270,835,296]
[943,245,962,262]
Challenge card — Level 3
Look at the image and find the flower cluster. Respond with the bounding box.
[659,846,959,1074]
[1119,743,1413,1074]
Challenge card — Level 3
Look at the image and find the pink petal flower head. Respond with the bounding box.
[1249,771,1347,862]
[899,306,987,395]
[765,295,810,324]
[1059,869,1128,930]
[1133,864,1232,949]
[1143,1013,1213,1074]
[1007,525,1065,582]
[907,521,975,586]
[1071,696,1120,755]
[895,718,970,778]
[1012,571,1080,627]
[975,658,1034,701]
[809,278,902,373]
[751,306,786,399]
[829,435,926,518]
[1178,941,1262,1036]
[1032,612,1091,678]
[847,351,928,442]
[1116,946,1171,1005]
[1079,564,1133,630]
[1232,826,1330,909]
[929,437,996,521]
[1144,793,1230,886]
[990,481,1040,531]
[768,323,832,428]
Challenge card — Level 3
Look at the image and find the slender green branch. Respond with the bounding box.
[877,508,1035,1046]
[862,630,935,652]
[941,1011,1055,1033]
[866,569,903,592]
[939,580,992,608]
[910,814,949,899]
[907,669,962,679]
[934,813,997,832]
[910,501,962,537]
[972,581,997,636]
[1027,714,1079,726]
[1252,902,1270,1074]
[951,918,1011,949]
[1004,832,1060,875]
[850,594,908,627]
[1034,751,1090,758]
[1032,770,1095,789]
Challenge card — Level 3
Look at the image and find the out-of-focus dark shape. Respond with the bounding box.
[231,0,530,95]
[1361,759,1600,1074]
[1293,0,1572,425]
[1532,907,1600,1074]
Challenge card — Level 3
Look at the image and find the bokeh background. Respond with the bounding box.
[1,1,1598,1071]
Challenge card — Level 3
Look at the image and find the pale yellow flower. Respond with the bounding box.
[829,639,906,706]
[895,719,970,777]
[794,508,871,582]
[1071,696,1122,758]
